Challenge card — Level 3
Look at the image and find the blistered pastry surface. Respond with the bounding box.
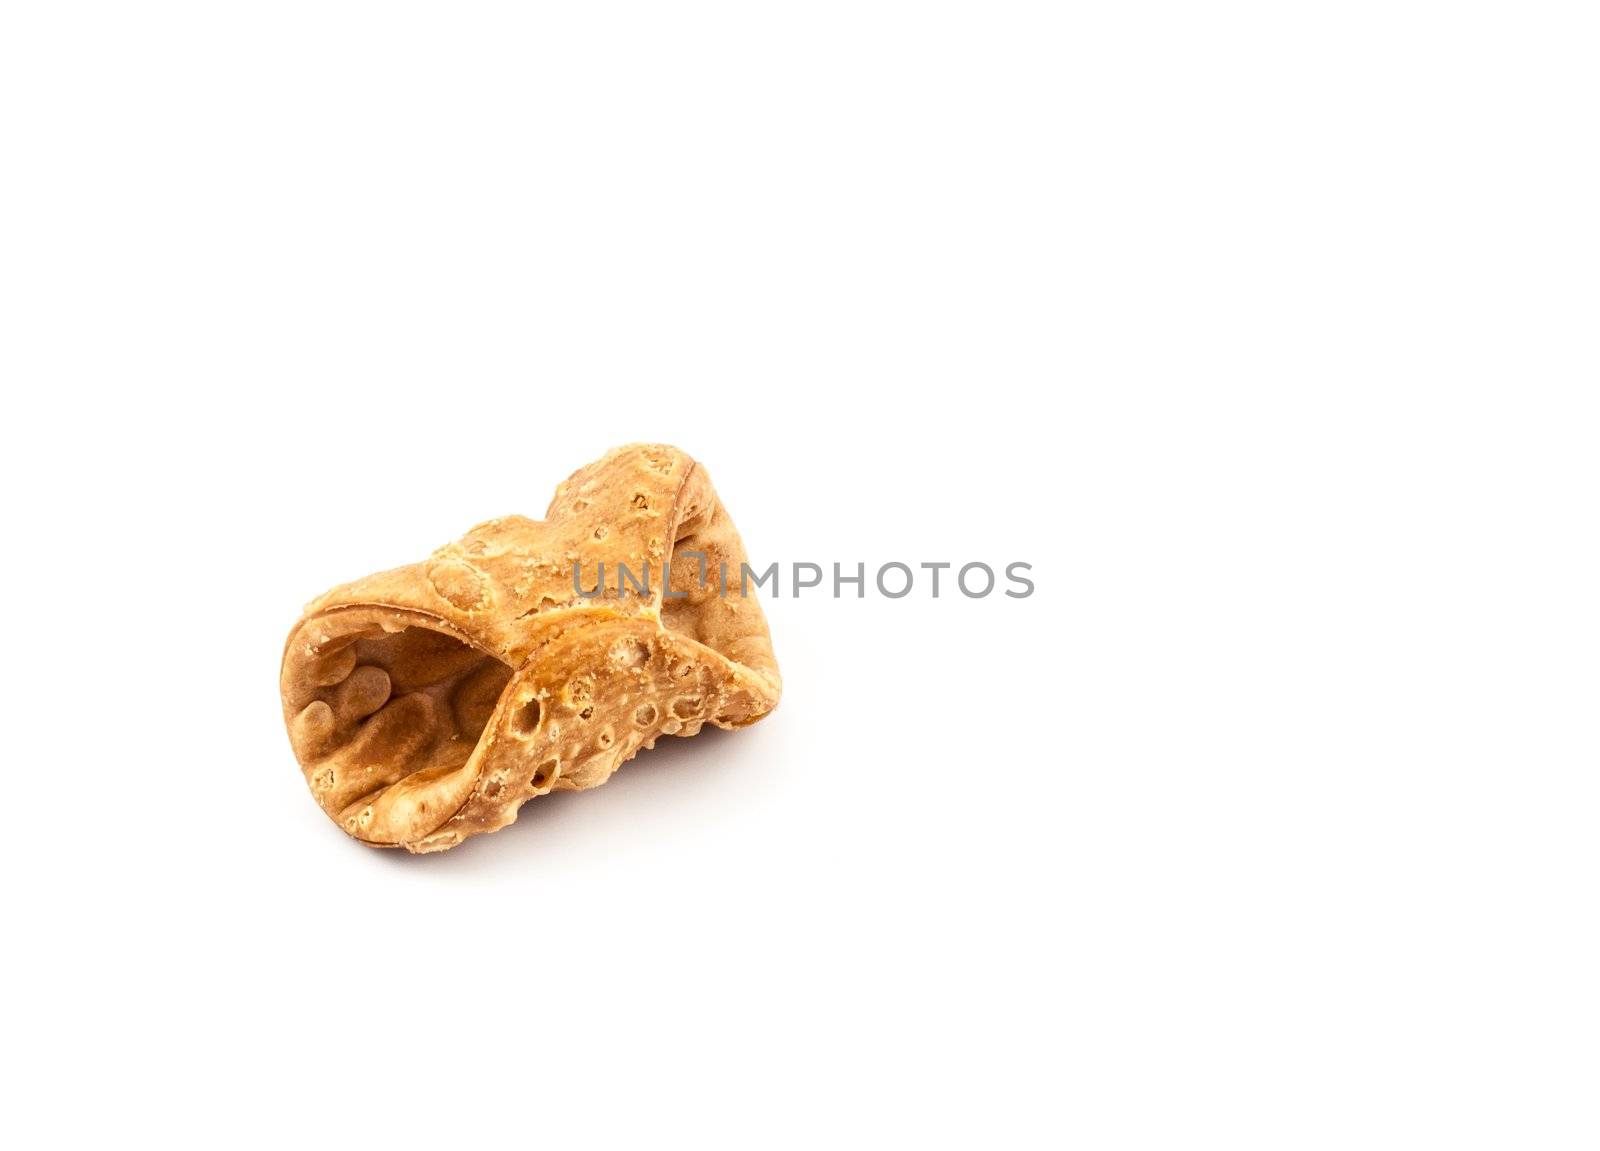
[280,445,781,852]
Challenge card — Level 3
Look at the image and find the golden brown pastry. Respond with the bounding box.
[279,444,781,852]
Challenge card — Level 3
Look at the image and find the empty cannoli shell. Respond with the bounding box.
[280,444,781,852]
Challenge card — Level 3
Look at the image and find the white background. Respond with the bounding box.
[3,3,1596,1147]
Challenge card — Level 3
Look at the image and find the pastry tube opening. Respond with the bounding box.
[281,608,512,844]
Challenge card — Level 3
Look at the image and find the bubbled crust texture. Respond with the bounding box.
[280,445,781,852]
